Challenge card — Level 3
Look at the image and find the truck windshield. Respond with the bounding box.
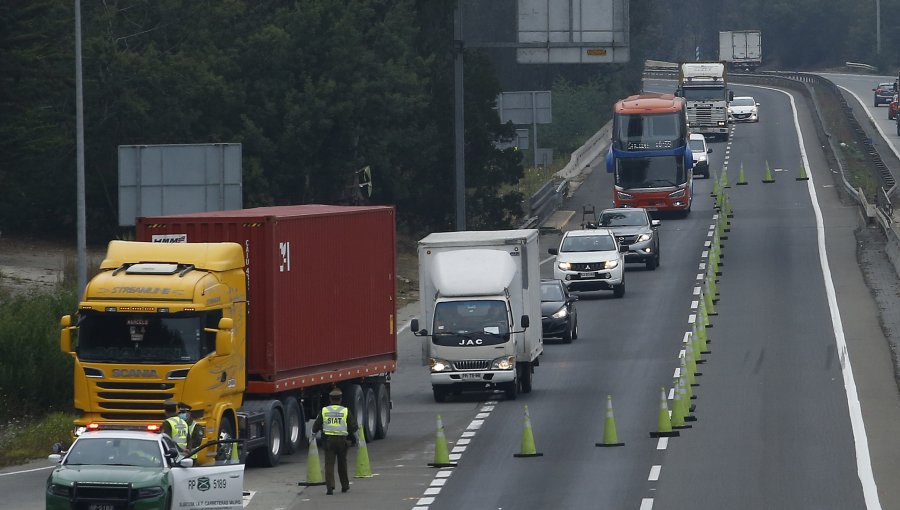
[432,300,509,346]
[614,112,684,150]
[77,310,220,363]
[681,87,726,101]
[616,156,686,189]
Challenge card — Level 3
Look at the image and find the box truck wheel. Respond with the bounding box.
[518,363,533,393]
[283,396,305,454]
[504,380,518,400]
[432,386,448,403]
[346,384,366,436]
[363,387,378,442]
[374,383,390,439]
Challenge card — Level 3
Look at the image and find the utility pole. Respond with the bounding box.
[75,0,87,296]
[876,0,881,55]
[453,4,466,231]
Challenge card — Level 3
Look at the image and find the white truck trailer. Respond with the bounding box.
[719,30,762,72]
[677,61,731,141]
[411,230,542,402]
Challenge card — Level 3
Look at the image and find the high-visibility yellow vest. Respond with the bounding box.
[321,405,349,436]
[165,416,189,448]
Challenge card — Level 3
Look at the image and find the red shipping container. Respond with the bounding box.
[136,205,397,392]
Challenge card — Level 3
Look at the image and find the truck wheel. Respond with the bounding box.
[283,397,305,454]
[432,386,448,403]
[347,384,366,434]
[363,387,378,442]
[519,364,533,393]
[504,380,518,400]
[374,383,390,439]
[216,417,236,463]
[259,407,284,467]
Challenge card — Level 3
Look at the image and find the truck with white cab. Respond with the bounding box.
[411,230,542,402]
[677,61,731,141]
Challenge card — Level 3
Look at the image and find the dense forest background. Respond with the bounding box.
[1,0,896,242]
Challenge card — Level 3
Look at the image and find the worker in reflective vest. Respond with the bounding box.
[312,387,358,495]
[178,402,204,460]
[161,399,189,454]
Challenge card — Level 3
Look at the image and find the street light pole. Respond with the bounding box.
[453,5,466,231]
[75,0,87,296]
[876,0,881,55]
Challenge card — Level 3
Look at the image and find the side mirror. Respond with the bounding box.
[212,317,233,356]
[619,244,629,253]
[548,248,558,255]
[707,148,713,153]
[411,318,420,333]
[178,458,195,468]
[60,315,74,353]
[569,295,579,303]
[651,219,661,227]
[48,454,62,464]
[520,315,530,329]
[756,102,760,107]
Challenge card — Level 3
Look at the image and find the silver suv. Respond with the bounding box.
[548,229,627,297]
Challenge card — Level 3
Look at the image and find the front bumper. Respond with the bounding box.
[541,317,570,338]
[729,113,758,122]
[431,369,516,386]
[692,125,728,135]
[554,267,623,291]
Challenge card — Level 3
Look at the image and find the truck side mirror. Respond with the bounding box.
[411,318,419,333]
[520,315,530,329]
[60,315,74,353]
[209,317,233,356]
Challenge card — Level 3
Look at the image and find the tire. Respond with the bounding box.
[362,386,377,442]
[613,282,625,298]
[504,380,518,400]
[283,396,305,454]
[645,255,657,270]
[216,416,236,463]
[519,363,533,393]
[165,490,172,510]
[572,320,578,340]
[346,384,366,436]
[374,383,390,439]
[258,406,284,467]
[432,386,447,403]
[897,121,900,136]
[561,323,573,343]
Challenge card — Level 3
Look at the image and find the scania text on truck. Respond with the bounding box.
[60,205,397,467]
[606,93,695,216]
[719,30,762,72]
[410,230,542,402]
[676,61,731,141]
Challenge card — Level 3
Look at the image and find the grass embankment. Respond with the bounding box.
[0,413,75,467]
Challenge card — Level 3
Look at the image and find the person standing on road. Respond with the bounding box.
[178,402,204,458]
[312,387,358,495]
[161,398,189,455]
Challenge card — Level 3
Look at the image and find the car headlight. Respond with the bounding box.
[47,483,71,498]
[603,260,619,269]
[557,261,572,271]
[491,355,516,370]
[617,191,633,200]
[429,358,451,372]
[668,189,685,198]
[551,307,568,319]
[136,487,165,499]
[636,233,651,242]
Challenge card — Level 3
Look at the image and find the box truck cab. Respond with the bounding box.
[411,230,542,402]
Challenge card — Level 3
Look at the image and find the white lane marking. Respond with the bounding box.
[461,431,476,438]
[467,420,483,430]
[457,438,471,445]
[436,470,452,478]
[475,413,490,419]
[682,331,691,344]
[667,387,675,400]
[648,465,662,481]
[693,286,701,295]
[701,250,708,258]
[657,437,669,450]
[451,446,466,453]
[704,241,711,247]
[699,262,706,270]
[688,314,697,323]
[696,273,704,280]
[448,453,461,461]
[0,466,55,477]
[748,83,883,509]
[424,487,442,495]
[480,406,495,412]
[413,507,429,510]
[417,497,435,505]
[641,498,654,510]
[673,368,681,379]
[431,478,447,486]
[691,300,698,309]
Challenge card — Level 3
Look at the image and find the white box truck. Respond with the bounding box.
[411,230,542,402]
[677,61,731,141]
[719,30,762,72]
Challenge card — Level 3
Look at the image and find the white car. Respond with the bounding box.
[728,96,759,122]
[688,133,711,178]
[548,229,627,297]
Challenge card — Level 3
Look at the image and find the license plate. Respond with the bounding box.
[89,505,115,510]
[579,272,595,278]
[461,373,482,380]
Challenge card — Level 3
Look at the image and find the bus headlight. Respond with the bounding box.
[668,189,685,199]
[617,191,633,200]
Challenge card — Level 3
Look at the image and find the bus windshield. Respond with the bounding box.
[615,156,686,189]
[614,112,684,150]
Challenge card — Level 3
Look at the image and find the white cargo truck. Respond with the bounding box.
[677,61,731,141]
[411,230,542,402]
[719,30,762,72]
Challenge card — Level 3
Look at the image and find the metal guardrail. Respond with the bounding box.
[520,179,569,229]
[845,62,878,72]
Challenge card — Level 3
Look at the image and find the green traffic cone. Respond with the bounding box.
[721,168,730,188]
[650,387,678,438]
[762,160,775,183]
[354,428,373,478]
[736,163,748,185]
[514,405,544,457]
[428,415,457,467]
[596,395,626,446]
[297,434,326,486]
[797,163,809,181]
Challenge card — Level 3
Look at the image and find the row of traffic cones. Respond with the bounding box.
[726,160,809,186]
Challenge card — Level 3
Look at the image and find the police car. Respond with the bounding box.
[46,429,244,510]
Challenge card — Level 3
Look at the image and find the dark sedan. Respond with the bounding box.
[540,279,578,343]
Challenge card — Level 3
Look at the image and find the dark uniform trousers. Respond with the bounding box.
[323,434,350,491]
